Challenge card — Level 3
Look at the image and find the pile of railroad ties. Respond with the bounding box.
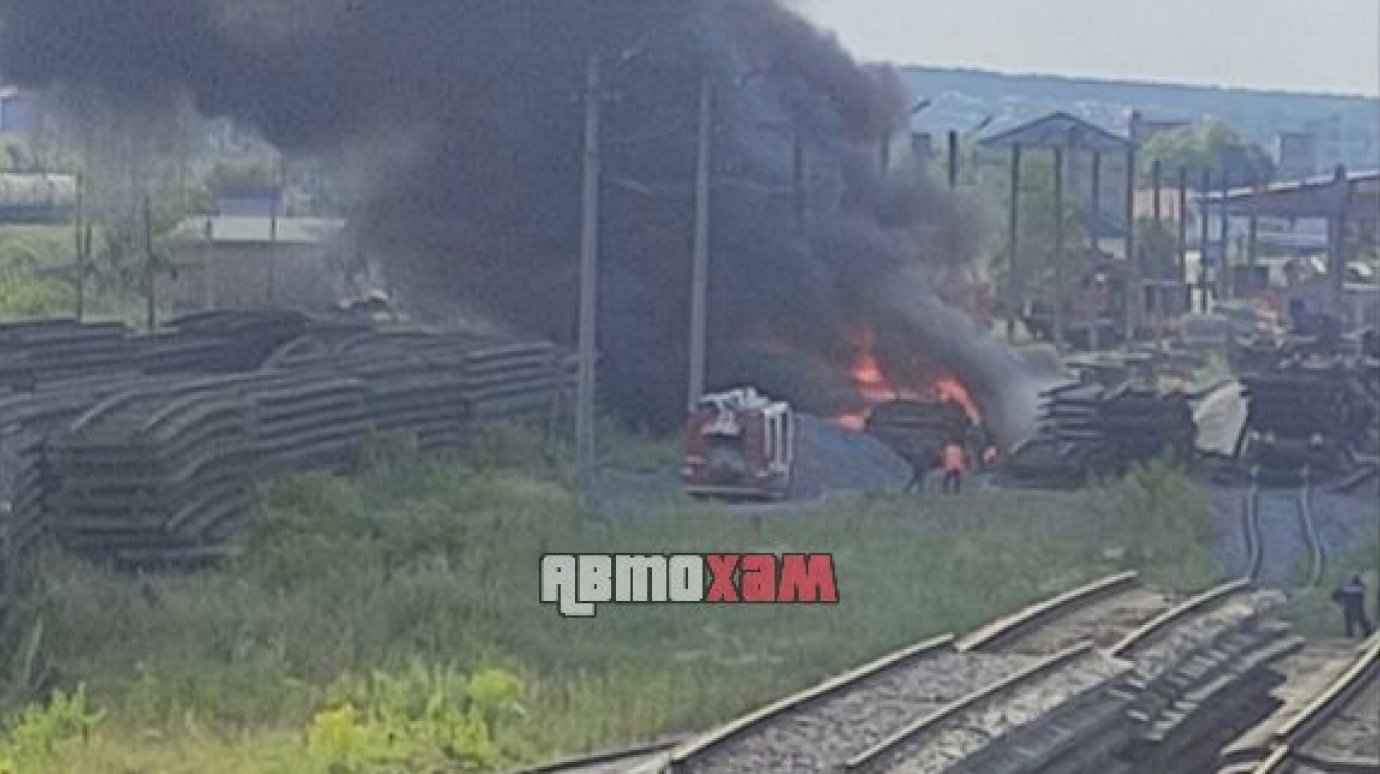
[1001,325,1380,488]
[0,313,576,596]
[1003,375,1197,488]
[1232,330,1379,483]
[864,400,978,470]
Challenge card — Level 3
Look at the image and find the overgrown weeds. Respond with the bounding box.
[0,424,1221,771]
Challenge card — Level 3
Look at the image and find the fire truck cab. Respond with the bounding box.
[681,387,794,500]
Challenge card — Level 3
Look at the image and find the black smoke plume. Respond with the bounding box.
[0,0,1035,437]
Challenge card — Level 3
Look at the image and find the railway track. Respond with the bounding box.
[528,577,1298,774]
[656,572,1168,773]
[841,643,1132,774]
[1247,634,1380,774]
[1109,581,1301,773]
[1216,639,1372,773]
[1242,467,1326,587]
[657,635,1036,773]
[958,571,1175,656]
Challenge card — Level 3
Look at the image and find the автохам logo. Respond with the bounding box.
[540,553,838,617]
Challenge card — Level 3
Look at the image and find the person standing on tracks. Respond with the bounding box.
[941,439,965,495]
[1332,574,1375,639]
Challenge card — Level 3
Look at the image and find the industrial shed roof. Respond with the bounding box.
[979,111,1134,154]
[1201,169,1379,218]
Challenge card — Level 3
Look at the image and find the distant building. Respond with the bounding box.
[979,111,1137,244]
[1303,113,1380,174]
[1274,132,1317,181]
[0,172,75,223]
[910,132,935,169]
[166,214,347,313]
[1133,187,1198,230]
[1128,111,1189,145]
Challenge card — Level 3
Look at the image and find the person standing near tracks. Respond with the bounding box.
[904,446,935,494]
[1332,574,1375,639]
[941,439,965,495]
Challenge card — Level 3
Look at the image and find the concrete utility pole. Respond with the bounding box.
[947,130,959,189]
[1006,143,1022,340]
[1247,177,1261,295]
[1088,151,1102,350]
[1218,166,1232,300]
[143,194,157,331]
[73,172,85,320]
[1328,165,1350,310]
[1123,148,1137,342]
[1199,167,1212,311]
[1052,145,1065,348]
[687,77,713,412]
[792,129,806,228]
[576,54,602,493]
[1177,166,1189,313]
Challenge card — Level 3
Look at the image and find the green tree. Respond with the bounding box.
[205,160,278,193]
[989,153,1094,308]
[1139,122,1274,184]
[1134,217,1179,280]
[0,236,73,318]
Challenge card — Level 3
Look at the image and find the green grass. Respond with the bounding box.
[1287,536,1380,639]
[0,427,1221,773]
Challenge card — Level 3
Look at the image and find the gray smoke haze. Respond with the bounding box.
[0,0,1034,437]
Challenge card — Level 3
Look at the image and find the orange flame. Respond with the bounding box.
[834,326,981,430]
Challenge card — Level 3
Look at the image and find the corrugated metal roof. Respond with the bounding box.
[979,111,1133,153]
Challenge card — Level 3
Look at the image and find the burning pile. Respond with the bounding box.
[0,0,1034,437]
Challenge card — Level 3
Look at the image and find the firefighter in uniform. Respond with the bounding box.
[941,440,965,494]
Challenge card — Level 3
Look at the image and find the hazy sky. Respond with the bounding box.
[796,0,1380,96]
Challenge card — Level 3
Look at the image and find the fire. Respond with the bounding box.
[834,327,981,430]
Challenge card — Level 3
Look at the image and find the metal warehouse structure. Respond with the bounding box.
[1201,168,1379,311]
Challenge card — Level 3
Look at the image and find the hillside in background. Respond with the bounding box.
[902,66,1380,172]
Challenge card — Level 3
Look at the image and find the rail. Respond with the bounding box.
[665,635,955,769]
[957,571,1139,652]
[841,642,1103,772]
[1110,579,1250,659]
[1253,634,1380,773]
[1242,466,1325,587]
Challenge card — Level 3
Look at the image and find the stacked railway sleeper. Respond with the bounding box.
[1108,581,1303,773]
[0,375,158,595]
[1244,634,1380,774]
[0,319,136,389]
[0,314,576,572]
[952,573,1179,774]
[1216,637,1376,773]
[269,330,577,449]
[137,309,347,374]
[1237,358,1377,482]
[48,377,259,565]
[1003,380,1196,487]
[864,400,975,469]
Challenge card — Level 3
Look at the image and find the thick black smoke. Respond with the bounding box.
[0,0,1034,436]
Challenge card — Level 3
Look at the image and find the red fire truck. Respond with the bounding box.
[681,388,794,500]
